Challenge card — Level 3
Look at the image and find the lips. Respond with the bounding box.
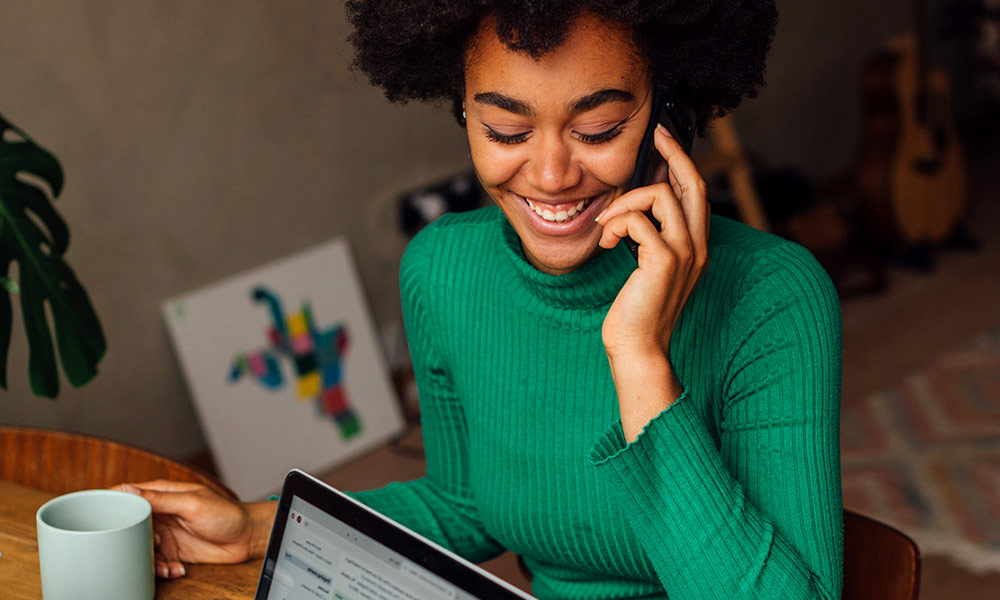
[517,192,604,226]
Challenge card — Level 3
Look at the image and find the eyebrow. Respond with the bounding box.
[473,92,533,115]
[570,89,635,112]
[472,88,635,116]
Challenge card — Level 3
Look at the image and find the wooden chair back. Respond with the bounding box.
[0,426,237,500]
[693,115,770,232]
[843,509,921,600]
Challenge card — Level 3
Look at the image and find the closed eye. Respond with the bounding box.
[575,119,627,144]
[484,126,530,145]
[483,118,628,146]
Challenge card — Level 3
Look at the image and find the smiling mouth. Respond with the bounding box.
[523,196,597,223]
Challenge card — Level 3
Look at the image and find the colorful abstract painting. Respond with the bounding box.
[229,287,361,439]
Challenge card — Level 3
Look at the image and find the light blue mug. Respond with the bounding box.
[36,489,154,600]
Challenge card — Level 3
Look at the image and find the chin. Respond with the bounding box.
[523,238,602,275]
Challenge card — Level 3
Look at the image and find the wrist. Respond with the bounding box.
[606,345,670,379]
[247,500,278,558]
[603,330,671,366]
[607,351,683,443]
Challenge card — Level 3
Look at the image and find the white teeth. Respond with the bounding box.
[524,197,594,222]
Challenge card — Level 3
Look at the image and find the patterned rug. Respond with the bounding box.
[841,327,1000,572]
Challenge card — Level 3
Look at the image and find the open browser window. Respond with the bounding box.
[267,495,461,600]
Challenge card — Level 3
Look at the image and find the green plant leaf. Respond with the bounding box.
[0,113,106,397]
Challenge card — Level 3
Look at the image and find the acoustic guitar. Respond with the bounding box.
[857,0,967,268]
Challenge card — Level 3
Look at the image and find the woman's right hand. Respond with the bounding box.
[118,480,276,579]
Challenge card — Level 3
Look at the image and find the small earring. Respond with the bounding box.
[462,110,466,120]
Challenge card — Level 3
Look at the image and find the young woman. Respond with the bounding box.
[126,3,843,598]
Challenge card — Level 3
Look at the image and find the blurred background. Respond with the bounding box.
[1,2,998,598]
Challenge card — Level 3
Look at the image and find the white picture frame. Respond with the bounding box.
[162,238,404,499]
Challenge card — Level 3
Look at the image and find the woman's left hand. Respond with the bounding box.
[595,125,710,438]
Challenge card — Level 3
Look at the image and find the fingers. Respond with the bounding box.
[596,182,692,259]
[120,480,206,493]
[596,125,708,264]
[596,182,668,226]
[653,125,701,197]
[652,125,709,256]
[120,482,206,517]
[599,186,689,257]
[599,209,663,251]
[154,551,188,579]
[153,516,188,578]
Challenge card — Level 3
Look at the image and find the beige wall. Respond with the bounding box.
[0,2,905,459]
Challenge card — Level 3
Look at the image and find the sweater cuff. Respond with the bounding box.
[589,388,689,465]
[589,388,786,595]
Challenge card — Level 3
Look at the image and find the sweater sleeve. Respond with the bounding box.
[349,228,505,563]
[590,242,843,600]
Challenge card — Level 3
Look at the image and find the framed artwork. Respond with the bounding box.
[162,238,404,499]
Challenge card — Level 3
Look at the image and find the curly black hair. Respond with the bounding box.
[346,0,778,133]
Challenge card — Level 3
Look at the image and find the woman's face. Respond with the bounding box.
[464,14,652,275]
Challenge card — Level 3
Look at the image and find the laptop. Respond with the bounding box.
[254,469,536,600]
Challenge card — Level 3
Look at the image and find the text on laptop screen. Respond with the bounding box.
[266,495,469,600]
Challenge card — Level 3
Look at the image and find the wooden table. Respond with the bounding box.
[0,480,262,599]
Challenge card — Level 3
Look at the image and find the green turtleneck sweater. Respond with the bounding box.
[353,206,843,599]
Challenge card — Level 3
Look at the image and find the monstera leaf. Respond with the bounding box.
[0,113,105,397]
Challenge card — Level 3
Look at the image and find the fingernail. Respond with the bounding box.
[656,123,672,138]
[172,564,186,577]
[595,208,607,222]
[121,483,139,494]
[154,533,161,545]
[160,566,169,578]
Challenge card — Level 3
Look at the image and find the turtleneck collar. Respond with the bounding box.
[495,209,635,316]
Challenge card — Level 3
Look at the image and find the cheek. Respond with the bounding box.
[467,136,518,190]
[584,145,637,189]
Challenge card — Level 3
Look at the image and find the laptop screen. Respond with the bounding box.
[266,495,466,599]
[255,470,534,600]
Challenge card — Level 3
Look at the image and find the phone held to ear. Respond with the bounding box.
[624,87,696,259]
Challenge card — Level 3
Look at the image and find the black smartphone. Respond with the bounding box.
[624,87,696,259]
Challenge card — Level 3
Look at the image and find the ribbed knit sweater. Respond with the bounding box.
[353,207,843,599]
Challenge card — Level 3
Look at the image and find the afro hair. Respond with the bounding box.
[346,0,778,133]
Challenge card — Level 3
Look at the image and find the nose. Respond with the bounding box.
[525,131,582,194]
